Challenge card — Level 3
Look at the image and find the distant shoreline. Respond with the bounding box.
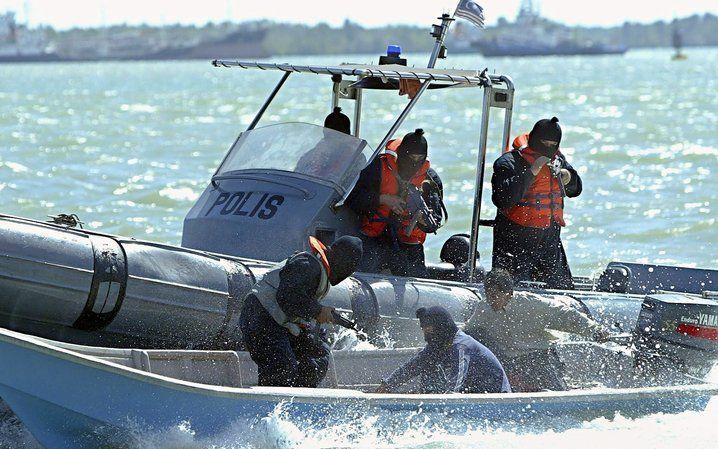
[1,13,715,63]
[1,46,716,66]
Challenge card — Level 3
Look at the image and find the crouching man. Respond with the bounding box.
[239,235,362,387]
[376,306,511,394]
[466,269,611,392]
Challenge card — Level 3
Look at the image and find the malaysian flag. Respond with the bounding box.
[454,0,485,29]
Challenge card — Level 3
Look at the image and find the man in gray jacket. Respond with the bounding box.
[465,269,611,392]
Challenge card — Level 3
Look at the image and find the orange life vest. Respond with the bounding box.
[360,139,430,244]
[308,236,332,277]
[502,133,565,229]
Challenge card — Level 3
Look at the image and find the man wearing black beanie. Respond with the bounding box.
[490,117,582,289]
[347,128,445,278]
[376,306,510,394]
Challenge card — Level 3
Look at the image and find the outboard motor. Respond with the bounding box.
[632,293,718,378]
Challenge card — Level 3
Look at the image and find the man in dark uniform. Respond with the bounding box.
[323,106,351,135]
[491,117,582,289]
[239,235,362,387]
[347,128,444,278]
[375,306,511,394]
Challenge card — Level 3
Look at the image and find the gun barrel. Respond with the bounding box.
[331,310,357,330]
[330,310,368,341]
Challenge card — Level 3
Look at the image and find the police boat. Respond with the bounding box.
[1,13,717,359]
[0,10,717,447]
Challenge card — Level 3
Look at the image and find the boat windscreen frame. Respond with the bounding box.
[211,122,371,195]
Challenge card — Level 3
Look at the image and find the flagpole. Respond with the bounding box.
[427,13,455,68]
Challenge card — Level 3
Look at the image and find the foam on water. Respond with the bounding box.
[1,396,701,449]
[4,365,718,449]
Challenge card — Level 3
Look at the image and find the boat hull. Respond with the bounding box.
[0,328,715,449]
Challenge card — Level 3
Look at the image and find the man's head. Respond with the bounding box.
[396,128,428,179]
[324,107,351,135]
[324,235,363,285]
[484,269,514,311]
[528,117,562,158]
[415,306,458,346]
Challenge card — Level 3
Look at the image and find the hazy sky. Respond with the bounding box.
[1,0,716,29]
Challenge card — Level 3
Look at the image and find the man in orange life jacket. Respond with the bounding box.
[347,128,443,278]
[491,117,582,289]
[238,235,362,387]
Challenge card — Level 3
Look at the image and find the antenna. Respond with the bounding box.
[23,1,30,27]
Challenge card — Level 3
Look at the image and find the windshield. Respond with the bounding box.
[216,123,372,190]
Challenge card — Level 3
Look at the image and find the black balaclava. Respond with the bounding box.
[324,235,363,286]
[324,107,351,135]
[528,117,562,157]
[416,306,458,346]
[396,128,428,179]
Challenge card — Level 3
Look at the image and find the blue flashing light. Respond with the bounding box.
[387,45,402,57]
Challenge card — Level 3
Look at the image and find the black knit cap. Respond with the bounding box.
[325,235,363,286]
[528,117,562,157]
[396,128,428,178]
[324,107,351,135]
[416,306,458,345]
[398,128,428,156]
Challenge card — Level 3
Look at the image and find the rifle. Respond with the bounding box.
[403,184,439,235]
[331,310,367,341]
[549,158,567,198]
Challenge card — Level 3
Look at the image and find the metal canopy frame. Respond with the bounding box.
[212,60,505,86]
[212,15,516,282]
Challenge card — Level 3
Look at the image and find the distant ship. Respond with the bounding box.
[0,11,59,62]
[473,0,627,57]
[0,10,269,63]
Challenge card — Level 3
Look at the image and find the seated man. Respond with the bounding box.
[376,306,510,394]
[239,235,362,387]
[295,107,353,177]
[465,269,611,392]
[347,128,444,278]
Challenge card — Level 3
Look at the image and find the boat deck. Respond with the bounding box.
[38,335,706,393]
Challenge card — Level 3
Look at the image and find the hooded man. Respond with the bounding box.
[466,269,611,392]
[490,117,582,289]
[295,107,354,177]
[239,235,362,387]
[323,106,351,135]
[347,128,445,278]
[375,306,510,394]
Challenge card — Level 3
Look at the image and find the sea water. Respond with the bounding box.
[0,48,717,447]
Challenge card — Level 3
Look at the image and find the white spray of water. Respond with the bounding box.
[3,367,717,449]
[58,395,714,449]
[330,327,396,351]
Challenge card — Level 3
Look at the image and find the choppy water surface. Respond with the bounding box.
[1,48,717,272]
[0,48,717,447]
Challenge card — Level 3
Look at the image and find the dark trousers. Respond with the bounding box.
[239,295,329,387]
[491,213,574,289]
[502,348,568,392]
[358,232,428,278]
